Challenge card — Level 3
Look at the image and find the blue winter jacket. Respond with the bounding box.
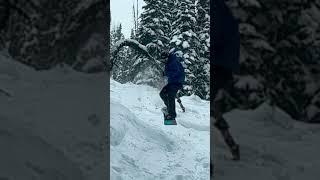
[211,0,240,73]
[164,50,185,86]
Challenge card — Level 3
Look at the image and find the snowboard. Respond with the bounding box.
[161,107,177,125]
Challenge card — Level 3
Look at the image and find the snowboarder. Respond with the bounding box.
[159,48,185,125]
[211,0,240,160]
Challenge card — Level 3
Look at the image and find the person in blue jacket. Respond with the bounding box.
[159,48,185,124]
[211,0,240,160]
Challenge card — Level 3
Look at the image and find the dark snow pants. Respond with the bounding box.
[160,84,182,119]
[211,65,239,153]
[211,65,234,129]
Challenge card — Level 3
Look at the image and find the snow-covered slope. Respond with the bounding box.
[3,49,319,179]
[214,103,320,180]
[0,51,107,180]
[110,80,210,180]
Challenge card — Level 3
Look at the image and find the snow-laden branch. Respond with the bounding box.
[110,39,163,71]
[0,0,32,25]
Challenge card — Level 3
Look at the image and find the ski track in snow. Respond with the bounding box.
[214,103,320,180]
[110,80,210,180]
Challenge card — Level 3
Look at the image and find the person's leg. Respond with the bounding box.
[160,85,169,108]
[212,65,240,160]
[166,85,179,119]
[211,65,226,120]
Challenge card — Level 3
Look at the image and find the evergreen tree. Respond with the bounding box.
[196,0,210,99]
[196,0,210,59]
[1,0,107,70]
[112,0,211,99]
[130,0,174,86]
[138,0,172,54]
[226,0,320,122]
[111,24,132,83]
[170,0,204,97]
[130,29,136,40]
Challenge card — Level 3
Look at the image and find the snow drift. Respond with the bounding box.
[0,50,107,180]
[214,102,320,180]
[110,80,210,180]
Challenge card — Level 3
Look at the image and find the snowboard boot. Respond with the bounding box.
[230,144,240,161]
[164,114,177,125]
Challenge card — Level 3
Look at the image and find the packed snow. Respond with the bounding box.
[214,102,320,180]
[0,50,107,180]
[2,49,319,179]
[110,80,210,180]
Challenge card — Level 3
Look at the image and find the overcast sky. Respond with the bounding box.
[110,0,145,38]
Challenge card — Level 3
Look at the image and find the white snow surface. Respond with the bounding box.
[213,102,320,180]
[110,80,210,180]
[3,50,320,180]
[0,51,107,180]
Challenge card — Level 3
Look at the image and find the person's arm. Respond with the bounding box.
[164,62,169,76]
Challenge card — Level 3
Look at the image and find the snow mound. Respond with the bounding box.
[214,102,320,180]
[0,117,85,180]
[110,79,210,179]
[1,52,108,180]
[0,50,35,80]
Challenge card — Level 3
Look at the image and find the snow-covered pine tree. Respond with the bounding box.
[110,24,124,47]
[196,0,210,99]
[130,29,136,40]
[1,0,107,71]
[226,0,320,123]
[138,0,174,56]
[170,0,204,98]
[223,0,267,111]
[111,0,211,99]
[196,0,210,59]
[111,24,133,83]
[130,0,173,86]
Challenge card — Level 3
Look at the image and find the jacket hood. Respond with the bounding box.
[167,48,176,62]
[169,48,176,54]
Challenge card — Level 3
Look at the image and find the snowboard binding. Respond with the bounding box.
[161,107,177,125]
